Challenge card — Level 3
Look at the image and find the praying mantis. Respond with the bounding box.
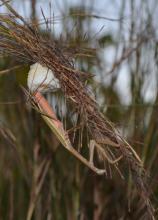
[33,91,124,175]
[27,62,141,175]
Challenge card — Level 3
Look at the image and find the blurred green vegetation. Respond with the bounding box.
[0,0,158,219]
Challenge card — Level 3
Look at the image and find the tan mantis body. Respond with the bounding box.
[34,92,127,175]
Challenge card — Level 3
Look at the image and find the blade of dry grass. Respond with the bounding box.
[27,141,51,220]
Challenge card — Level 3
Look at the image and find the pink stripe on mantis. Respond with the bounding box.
[34,92,62,129]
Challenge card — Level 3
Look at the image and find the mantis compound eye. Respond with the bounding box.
[27,62,60,93]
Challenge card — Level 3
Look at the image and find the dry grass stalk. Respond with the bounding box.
[0,1,155,219]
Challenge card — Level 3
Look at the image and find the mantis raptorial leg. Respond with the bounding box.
[89,140,123,165]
